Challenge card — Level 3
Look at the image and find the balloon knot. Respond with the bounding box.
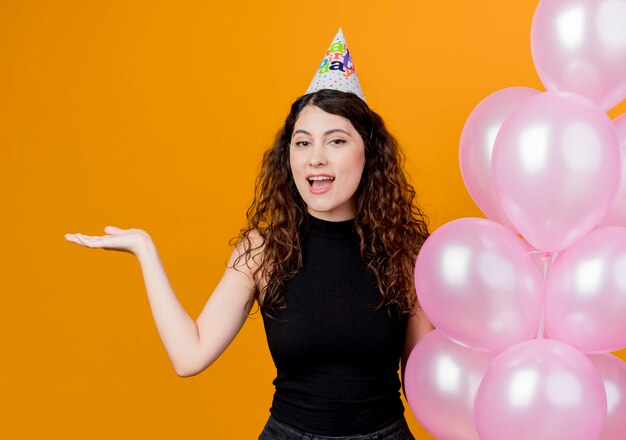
[540,251,553,262]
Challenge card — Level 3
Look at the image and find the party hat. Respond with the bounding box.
[305,28,365,102]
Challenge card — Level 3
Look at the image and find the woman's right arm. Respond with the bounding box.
[66,226,259,377]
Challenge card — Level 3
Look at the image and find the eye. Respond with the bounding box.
[293,140,311,148]
[329,138,347,146]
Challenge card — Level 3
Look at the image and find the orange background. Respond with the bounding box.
[2,1,625,438]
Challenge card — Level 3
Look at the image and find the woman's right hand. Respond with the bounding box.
[65,226,152,257]
[66,225,261,377]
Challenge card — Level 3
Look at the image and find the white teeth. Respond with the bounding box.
[308,176,334,181]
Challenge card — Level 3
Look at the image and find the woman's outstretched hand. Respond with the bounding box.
[65,226,152,256]
[66,225,259,377]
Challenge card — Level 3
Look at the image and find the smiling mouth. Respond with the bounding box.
[307,176,335,190]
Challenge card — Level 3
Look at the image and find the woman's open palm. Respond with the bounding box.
[65,226,151,256]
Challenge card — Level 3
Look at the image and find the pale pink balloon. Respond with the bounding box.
[599,114,626,226]
[492,91,621,252]
[545,227,626,353]
[588,354,626,440]
[531,0,626,110]
[474,339,607,440]
[404,330,495,440]
[414,217,542,353]
[459,87,540,230]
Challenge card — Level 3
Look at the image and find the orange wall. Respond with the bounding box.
[1,1,625,438]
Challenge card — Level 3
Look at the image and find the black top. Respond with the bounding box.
[262,214,408,436]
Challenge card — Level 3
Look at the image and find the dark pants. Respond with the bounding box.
[258,415,415,440]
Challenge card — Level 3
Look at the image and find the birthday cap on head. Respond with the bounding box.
[305,28,365,102]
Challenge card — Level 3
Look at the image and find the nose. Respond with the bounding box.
[308,143,327,166]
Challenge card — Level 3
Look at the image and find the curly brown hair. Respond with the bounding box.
[232,89,429,317]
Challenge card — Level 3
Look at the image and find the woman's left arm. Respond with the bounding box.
[400,308,434,397]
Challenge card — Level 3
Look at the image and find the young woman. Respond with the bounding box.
[65,88,433,439]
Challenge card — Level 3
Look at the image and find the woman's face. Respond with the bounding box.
[289,105,366,221]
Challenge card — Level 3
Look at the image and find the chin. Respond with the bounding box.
[305,200,338,213]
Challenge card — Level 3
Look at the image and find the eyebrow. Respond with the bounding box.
[292,129,352,138]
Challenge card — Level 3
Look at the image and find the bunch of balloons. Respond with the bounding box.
[405,1,626,439]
